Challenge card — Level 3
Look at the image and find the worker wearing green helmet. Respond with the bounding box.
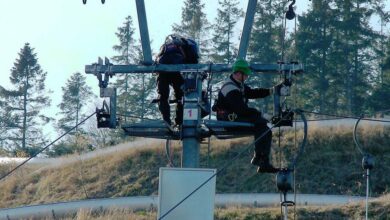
[212,58,282,173]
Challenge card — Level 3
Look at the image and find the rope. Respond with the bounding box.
[158,111,294,220]
[0,112,96,182]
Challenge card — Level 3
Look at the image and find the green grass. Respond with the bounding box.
[0,125,389,219]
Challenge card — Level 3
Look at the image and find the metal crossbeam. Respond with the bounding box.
[85,63,304,74]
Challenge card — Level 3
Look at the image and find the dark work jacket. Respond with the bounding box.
[216,74,271,119]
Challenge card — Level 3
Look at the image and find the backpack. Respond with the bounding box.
[156,34,199,64]
[182,38,199,64]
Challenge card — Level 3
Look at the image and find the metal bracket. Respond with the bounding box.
[95,61,117,129]
[271,62,300,127]
[93,57,113,89]
[96,88,117,129]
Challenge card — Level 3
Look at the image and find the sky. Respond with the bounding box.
[0,0,313,97]
[0,0,249,138]
[0,0,247,111]
[0,0,387,137]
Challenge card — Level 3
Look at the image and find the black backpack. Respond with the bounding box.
[182,38,199,64]
[156,34,199,64]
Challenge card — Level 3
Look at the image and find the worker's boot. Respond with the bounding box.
[251,153,279,173]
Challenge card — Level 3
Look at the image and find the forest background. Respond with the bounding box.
[0,0,389,156]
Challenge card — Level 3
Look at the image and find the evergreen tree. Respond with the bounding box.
[367,37,390,115]
[0,94,18,152]
[246,0,286,113]
[296,0,383,114]
[111,16,157,122]
[0,43,51,156]
[209,0,244,97]
[210,0,243,64]
[111,16,137,122]
[296,0,337,113]
[128,40,160,120]
[57,72,94,134]
[374,2,390,85]
[172,0,211,60]
[332,0,382,114]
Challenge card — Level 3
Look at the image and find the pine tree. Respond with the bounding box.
[0,43,51,156]
[112,16,137,122]
[367,36,390,115]
[172,0,211,60]
[246,0,286,113]
[210,0,243,64]
[332,0,382,114]
[296,0,337,113]
[111,16,157,122]
[57,72,94,134]
[132,40,158,120]
[208,0,244,96]
[0,95,18,152]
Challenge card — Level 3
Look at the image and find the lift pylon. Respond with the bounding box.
[85,0,304,169]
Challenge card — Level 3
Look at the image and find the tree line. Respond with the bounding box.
[0,0,389,156]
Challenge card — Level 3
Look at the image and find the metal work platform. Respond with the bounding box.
[121,120,256,141]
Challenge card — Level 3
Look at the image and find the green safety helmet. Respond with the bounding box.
[233,59,252,75]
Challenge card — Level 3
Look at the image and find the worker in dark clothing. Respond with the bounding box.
[213,59,280,173]
[155,35,199,128]
[155,36,186,127]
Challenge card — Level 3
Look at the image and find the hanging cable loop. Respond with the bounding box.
[353,115,365,156]
[289,108,308,169]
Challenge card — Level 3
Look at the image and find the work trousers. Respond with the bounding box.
[222,110,272,158]
[157,72,184,125]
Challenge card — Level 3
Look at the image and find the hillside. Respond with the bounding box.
[0,124,389,214]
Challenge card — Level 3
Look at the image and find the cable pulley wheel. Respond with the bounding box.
[362,154,374,170]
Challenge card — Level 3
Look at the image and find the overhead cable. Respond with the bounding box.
[0,112,96,182]
[302,110,390,123]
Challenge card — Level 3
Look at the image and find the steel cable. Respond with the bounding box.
[302,110,390,123]
[0,112,96,182]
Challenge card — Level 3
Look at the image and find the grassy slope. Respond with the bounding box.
[0,125,389,216]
